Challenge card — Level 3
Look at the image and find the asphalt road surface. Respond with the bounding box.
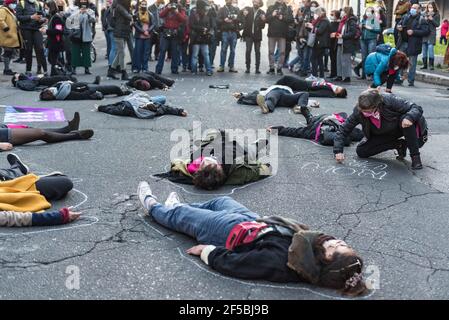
[1,32,449,300]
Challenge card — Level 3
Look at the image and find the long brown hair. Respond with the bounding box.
[389,50,409,70]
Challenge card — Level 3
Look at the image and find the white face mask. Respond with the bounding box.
[9,3,17,9]
[313,13,319,19]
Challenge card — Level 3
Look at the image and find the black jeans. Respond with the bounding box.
[356,124,425,158]
[379,71,398,90]
[244,37,261,70]
[22,29,47,73]
[265,89,309,112]
[329,47,337,78]
[311,47,325,78]
[35,175,73,201]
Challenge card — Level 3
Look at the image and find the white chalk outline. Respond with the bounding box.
[138,215,377,300]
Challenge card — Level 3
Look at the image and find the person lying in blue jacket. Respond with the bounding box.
[364,45,409,93]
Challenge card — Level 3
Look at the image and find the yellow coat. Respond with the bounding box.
[0,6,22,48]
[0,174,51,212]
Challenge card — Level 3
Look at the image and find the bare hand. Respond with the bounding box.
[232,92,242,99]
[144,31,149,36]
[39,27,46,33]
[243,10,248,16]
[261,14,266,21]
[401,118,413,128]
[272,10,277,17]
[0,142,13,151]
[224,17,232,23]
[69,210,82,222]
[330,32,336,38]
[187,244,208,256]
[335,153,345,163]
[385,88,392,93]
[336,33,342,39]
[407,29,413,36]
[31,13,42,21]
[397,26,403,31]
[278,14,283,20]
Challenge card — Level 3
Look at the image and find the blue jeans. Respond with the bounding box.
[288,42,303,68]
[107,30,116,66]
[132,38,151,72]
[150,196,259,246]
[408,55,418,84]
[191,44,212,73]
[156,36,180,74]
[220,31,237,68]
[151,95,166,104]
[422,42,435,59]
[301,46,312,73]
[360,38,377,77]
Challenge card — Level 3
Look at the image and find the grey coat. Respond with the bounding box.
[66,9,96,42]
[423,12,440,45]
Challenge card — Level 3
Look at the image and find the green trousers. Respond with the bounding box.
[71,41,91,68]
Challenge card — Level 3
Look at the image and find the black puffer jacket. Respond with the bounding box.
[333,93,428,154]
[265,2,293,38]
[111,0,132,39]
[240,6,265,41]
[341,15,359,54]
[189,10,213,44]
[313,18,331,49]
[16,0,45,31]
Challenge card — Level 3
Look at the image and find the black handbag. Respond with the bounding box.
[69,25,82,42]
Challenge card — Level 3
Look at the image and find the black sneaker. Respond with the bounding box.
[6,153,30,175]
[342,77,351,83]
[255,69,261,74]
[353,66,361,77]
[276,68,283,75]
[93,75,101,85]
[396,139,407,160]
[107,67,119,80]
[85,68,92,75]
[266,68,275,75]
[411,154,423,170]
[245,69,250,74]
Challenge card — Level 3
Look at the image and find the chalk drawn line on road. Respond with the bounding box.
[139,216,376,300]
[301,159,389,180]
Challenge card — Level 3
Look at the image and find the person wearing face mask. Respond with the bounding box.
[0,0,23,75]
[136,183,367,296]
[154,129,271,190]
[364,45,409,93]
[148,0,165,61]
[309,7,330,79]
[393,0,411,46]
[397,3,430,87]
[420,1,440,71]
[45,0,66,76]
[334,88,428,170]
[16,0,48,76]
[265,0,293,76]
[353,6,381,79]
[101,0,114,62]
[131,0,154,73]
[239,0,265,74]
[374,1,386,44]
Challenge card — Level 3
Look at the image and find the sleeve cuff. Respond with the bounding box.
[200,245,217,265]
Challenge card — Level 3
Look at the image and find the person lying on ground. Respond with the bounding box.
[136,186,367,296]
[233,86,319,114]
[0,112,93,151]
[39,81,132,100]
[364,45,409,93]
[334,89,428,170]
[11,73,100,91]
[0,154,81,227]
[275,75,348,98]
[154,129,271,190]
[95,91,187,119]
[267,107,364,146]
[126,72,174,91]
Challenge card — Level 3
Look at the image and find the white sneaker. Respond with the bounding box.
[307,99,320,108]
[137,181,157,212]
[165,192,181,208]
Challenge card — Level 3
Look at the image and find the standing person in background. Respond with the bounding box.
[393,0,410,46]
[108,0,132,80]
[132,0,154,73]
[16,0,48,76]
[240,0,265,74]
[189,0,213,75]
[374,0,386,44]
[265,0,293,76]
[309,7,330,79]
[217,0,241,73]
[333,6,358,83]
[155,0,187,75]
[298,0,318,77]
[149,0,164,61]
[179,0,190,73]
[101,0,113,61]
[66,0,95,75]
[0,0,22,75]
[45,0,66,76]
[354,6,381,79]
[327,9,340,79]
[397,3,429,87]
[207,0,218,69]
[420,1,440,71]
[440,19,448,46]
[287,7,305,73]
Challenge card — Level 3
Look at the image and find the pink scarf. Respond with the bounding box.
[187,156,204,174]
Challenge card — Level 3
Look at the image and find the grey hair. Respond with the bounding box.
[357,89,383,110]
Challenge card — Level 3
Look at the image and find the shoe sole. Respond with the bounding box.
[256,95,269,114]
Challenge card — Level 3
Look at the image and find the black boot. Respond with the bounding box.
[353,62,362,77]
[267,68,275,75]
[276,68,283,75]
[121,70,129,80]
[411,154,423,170]
[107,66,119,79]
[420,58,428,70]
[300,106,313,124]
[429,58,434,71]
[396,139,407,160]
[85,67,92,75]
[92,75,101,85]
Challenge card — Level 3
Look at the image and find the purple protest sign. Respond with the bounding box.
[2,105,66,123]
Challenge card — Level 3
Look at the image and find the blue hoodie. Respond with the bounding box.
[364,47,398,86]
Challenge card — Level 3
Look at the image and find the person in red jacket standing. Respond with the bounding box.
[155,0,187,74]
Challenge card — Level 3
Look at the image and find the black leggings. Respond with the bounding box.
[35,175,73,200]
[22,29,47,72]
[265,90,309,112]
[66,84,124,100]
[356,125,425,158]
[311,47,325,78]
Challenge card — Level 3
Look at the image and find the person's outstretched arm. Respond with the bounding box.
[0,208,80,227]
